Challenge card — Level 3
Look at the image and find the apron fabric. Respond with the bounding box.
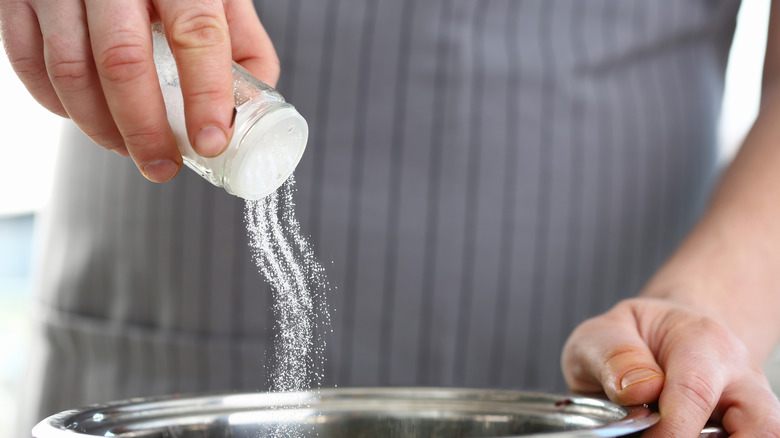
[18,0,740,431]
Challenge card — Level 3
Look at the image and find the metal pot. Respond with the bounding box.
[32,387,725,437]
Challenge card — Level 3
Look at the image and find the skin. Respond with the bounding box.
[0,0,279,182]
[563,3,780,436]
[1,1,779,436]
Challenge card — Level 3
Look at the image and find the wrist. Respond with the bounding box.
[638,244,780,365]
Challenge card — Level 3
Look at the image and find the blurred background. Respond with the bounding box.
[0,26,61,437]
[0,1,775,436]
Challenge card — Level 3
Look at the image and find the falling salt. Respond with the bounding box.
[244,176,331,437]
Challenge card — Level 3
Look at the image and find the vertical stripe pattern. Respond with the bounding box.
[417,0,454,385]
[20,0,741,431]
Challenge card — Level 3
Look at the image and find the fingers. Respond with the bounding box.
[35,0,124,151]
[86,0,181,182]
[155,0,234,158]
[646,317,779,437]
[0,0,66,116]
[562,302,665,407]
[646,332,728,437]
[720,373,780,437]
[223,0,279,86]
[3,0,274,182]
[568,299,780,437]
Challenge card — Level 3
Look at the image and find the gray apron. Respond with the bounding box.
[18,0,740,432]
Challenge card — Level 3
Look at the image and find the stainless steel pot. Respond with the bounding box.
[32,387,725,437]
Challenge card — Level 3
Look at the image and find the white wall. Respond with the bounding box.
[0,49,61,216]
[718,0,770,162]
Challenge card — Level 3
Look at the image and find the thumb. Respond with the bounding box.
[562,305,665,406]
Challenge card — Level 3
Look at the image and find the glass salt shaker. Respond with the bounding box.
[151,23,308,200]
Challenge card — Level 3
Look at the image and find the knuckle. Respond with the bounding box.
[82,127,121,149]
[168,12,228,51]
[95,34,150,83]
[8,54,48,83]
[675,374,718,415]
[603,345,648,364]
[47,56,92,92]
[41,35,94,92]
[600,345,653,385]
[694,315,726,334]
[691,316,751,361]
[122,124,168,149]
[186,86,227,104]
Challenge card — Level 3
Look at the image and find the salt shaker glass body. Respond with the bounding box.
[151,23,308,200]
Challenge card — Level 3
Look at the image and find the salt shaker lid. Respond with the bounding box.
[224,105,308,200]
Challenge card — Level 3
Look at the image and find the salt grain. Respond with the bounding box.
[244,176,331,437]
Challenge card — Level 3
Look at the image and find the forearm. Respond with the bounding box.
[639,89,780,365]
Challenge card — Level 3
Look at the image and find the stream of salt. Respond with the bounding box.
[244,176,331,436]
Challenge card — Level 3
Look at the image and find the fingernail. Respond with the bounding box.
[621,368,662,390]
[195,125,228,157]
[142,159,179,183]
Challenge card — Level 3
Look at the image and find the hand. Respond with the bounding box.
[562,297,780,437]
[0,0,279,182]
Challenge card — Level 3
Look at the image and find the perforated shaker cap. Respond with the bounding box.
[224,105,308,200]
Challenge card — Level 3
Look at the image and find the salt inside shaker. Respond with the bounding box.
[151,23,308,200]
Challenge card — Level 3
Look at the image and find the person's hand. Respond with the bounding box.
[0,0,279,182]
[562,297,780,437]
